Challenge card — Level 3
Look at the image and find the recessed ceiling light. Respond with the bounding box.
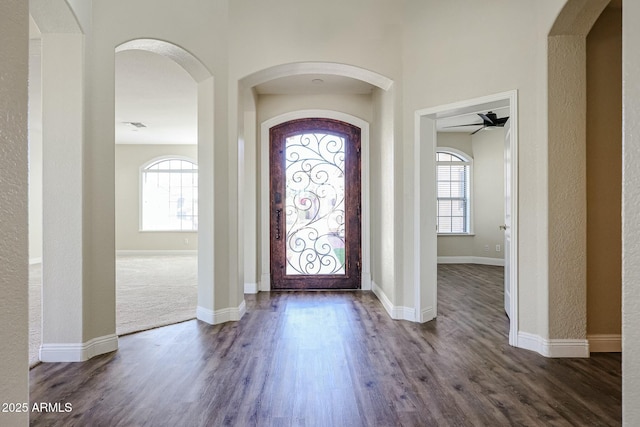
[311,78,324,84]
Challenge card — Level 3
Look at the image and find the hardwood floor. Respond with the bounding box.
[29,265,621,426]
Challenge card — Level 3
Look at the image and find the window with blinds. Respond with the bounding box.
[436,150,471,234]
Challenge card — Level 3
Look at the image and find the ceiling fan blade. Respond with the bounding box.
[470,126,485,135]
[478,113,494,125]
[495,116,510,125]
[442,123,484,128]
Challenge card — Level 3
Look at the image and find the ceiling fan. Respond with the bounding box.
[445,111,509,135]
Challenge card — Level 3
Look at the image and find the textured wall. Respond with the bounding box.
[547,35,588,340]
[547,0,610,341]
[0,0,29,425]
[623,0,640,423]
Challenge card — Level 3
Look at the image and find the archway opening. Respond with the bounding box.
[238,63,402,317]
[114,43,202,335]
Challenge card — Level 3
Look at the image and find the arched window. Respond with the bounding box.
[436,149,472,234]
[141,158,198,231]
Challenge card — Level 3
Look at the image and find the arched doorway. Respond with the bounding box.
[238,63,397,311]
[115,39,219,328]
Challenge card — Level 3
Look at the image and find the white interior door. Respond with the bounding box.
[503,118,512,318]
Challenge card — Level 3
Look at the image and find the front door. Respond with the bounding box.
[270,118,361,289]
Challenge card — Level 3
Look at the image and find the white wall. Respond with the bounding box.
[403,0,568,340]
[257,94,373,125]
[436,130,505,262]
[472,129,505,260]
[371,87,398,300]
[0,1,29,425]
[115,144,198,251]
[230,0,403,306]
[28,39,43,263]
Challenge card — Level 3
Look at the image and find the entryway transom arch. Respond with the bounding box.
[239,61,393,93]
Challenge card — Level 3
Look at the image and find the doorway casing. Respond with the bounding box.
[414,90,519,345]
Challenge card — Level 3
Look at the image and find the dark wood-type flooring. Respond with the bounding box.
[29,265,621,426]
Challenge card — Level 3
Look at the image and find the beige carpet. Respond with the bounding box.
[29,254,197,367]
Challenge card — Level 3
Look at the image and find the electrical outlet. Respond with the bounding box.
[496,244,501,252]
[484,245,489,252]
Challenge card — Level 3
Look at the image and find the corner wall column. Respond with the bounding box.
[40,33,87,361]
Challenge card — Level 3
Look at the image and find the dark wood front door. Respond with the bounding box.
[270,118,361,289]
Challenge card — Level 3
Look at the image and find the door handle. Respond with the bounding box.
[275,209,282,240]
[499,224,508,231]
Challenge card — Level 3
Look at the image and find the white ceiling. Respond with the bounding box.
[115,49,197,145]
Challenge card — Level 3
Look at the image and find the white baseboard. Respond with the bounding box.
[437,256,505,266]
[197,300,247,325]
[244,282,258,294]
[116,250,197,256]
[420,306,435,323]
[517,332,590,358]
[588,334,621,353]
[371,281,416,321]
[29,257,42,265]
[39,334,118,363]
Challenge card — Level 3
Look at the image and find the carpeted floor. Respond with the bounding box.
[29,254,197,367]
